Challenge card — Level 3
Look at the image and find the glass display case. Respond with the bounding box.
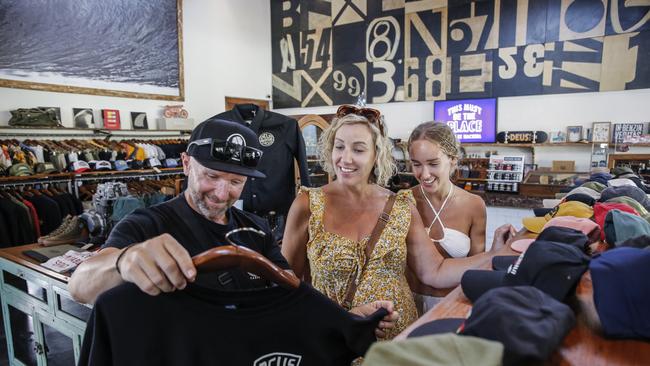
[520,171,590,197]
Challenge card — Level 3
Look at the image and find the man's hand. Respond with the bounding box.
[117,233,197,296]
[490,224,517,253]
[349,300,400,339]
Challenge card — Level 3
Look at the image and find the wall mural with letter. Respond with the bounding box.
[271,0,650,108]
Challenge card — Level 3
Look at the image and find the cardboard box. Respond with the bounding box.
[552,160,575,172]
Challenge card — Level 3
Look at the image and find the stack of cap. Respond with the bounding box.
[34,162,58,174]
[9,163,33,176]
[407,286,576,366]
[591,247,650,339]
[461,240,590,303]
[522,201,593,233]
[563,186,601,200]
[70,161,91,173]
[603,210,650,246]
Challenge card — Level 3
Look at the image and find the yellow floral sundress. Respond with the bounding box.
[302,187,418,339]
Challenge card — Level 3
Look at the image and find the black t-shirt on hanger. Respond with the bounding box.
[103,194,289,289]
[78,281,386,366]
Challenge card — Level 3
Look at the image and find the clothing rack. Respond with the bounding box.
[0,126,192,139]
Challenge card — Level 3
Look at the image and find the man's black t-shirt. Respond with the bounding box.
[79,282,386,366]
[102,194,289,289]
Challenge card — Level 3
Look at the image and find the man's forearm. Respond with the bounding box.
[68,248,124,304]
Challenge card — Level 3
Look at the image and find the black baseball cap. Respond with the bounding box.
[408,286,576,366]
[186,119,266,178]
[564,193,596,207]
[461,241,590,303]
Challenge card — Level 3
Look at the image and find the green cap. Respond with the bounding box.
[35,162,58,174]
[606,196,650,223]
[581,181,607,193]
[362,334,503,366]
[605,210,650,246]
[8,163,34,177]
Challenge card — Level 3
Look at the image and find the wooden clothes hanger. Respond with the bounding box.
[192,228,299,289]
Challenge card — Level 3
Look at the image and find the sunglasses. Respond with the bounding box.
[336,105,385,135]
[187,138,263,168]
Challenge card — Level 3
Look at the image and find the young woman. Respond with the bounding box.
[406,122,514,311]
[281,107,514,339]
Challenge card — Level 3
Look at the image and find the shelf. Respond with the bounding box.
[487,169,524,173]
[455,177,487,181]
[0,167,183,184]
[487,179,522,183]
[460,158,490,161]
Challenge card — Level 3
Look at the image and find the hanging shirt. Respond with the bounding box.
[212,104,310,217]
[78,281,386,366]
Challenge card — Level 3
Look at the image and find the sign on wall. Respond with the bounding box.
[434,98,497,143]
[271,0,650,108]
[612,123,645,143]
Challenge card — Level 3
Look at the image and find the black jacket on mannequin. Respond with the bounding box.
[212,104,310,218]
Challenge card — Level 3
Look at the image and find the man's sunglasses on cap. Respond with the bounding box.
[187,138,263,168]
[336,105,386,135]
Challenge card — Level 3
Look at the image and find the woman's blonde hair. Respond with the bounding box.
[408,122,460,175]
[319,113,396,186]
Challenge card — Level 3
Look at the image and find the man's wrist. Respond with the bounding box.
[115,244,137,276]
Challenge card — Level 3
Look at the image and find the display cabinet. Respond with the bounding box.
[608,154,650,181]
[519,171,590,197]
[486,155,525,193]
[295,114,332,188]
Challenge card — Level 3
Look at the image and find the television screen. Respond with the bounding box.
[433,98,497,143]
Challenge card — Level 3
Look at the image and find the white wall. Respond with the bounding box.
[0,0,273,128]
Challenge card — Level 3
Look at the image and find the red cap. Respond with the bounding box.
[593,202,639,240]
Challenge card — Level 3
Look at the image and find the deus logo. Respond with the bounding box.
[253,352,302,366]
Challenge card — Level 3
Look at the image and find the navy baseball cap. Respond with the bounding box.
[600,185,650,211]
[492,255,519,271]
[591,247,650,339]
[564,193,596,207]
[461,241,590,303]
[186,119,266,178]
[409,286,576,366]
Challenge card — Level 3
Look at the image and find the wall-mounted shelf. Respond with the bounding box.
[0,126,192,138]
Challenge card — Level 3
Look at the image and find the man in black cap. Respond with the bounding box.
[69,119,397,331]
[69,119,283,303]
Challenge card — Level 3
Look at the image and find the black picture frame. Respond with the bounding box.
[131,112,149,130]
[72,108,95,129]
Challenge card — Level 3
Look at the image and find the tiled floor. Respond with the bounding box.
[485,206,533,250]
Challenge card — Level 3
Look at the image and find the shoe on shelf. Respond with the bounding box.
[40,216,89,247]
[38,215,73,244]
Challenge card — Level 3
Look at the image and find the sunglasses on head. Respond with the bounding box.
[187,138,263,168]
[335,105,385,135]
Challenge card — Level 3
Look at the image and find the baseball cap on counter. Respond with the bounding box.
[581,181,607,193]
[461,241,590,303]
[603,210,650,246]
[409,286,575,366]
[600,186,650,211]
[593,202,639,240]
[94,160,112,171]
[522,201,593,233]
[541,217,600,244]
[563,193,596,207]
[591,247,650,339]
[605,196,650,222]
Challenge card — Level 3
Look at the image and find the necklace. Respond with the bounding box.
[420,184,454,242]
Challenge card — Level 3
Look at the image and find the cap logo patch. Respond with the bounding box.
[227,133,246,147]
[508,252,526,276]
[259,132,275,147]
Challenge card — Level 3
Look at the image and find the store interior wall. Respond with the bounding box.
[275,88,650,171]
[1,1,649,172]
[0,0,273,129]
